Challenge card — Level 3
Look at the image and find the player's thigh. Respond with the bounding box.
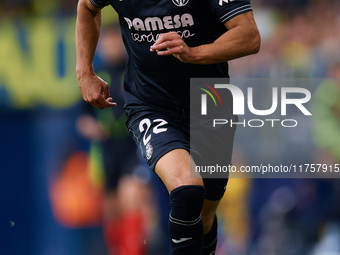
[155,148,203,193]
[128,113,203,192]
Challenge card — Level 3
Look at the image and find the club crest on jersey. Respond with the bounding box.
[172,0,189,7]
[219,0,236,6]
[145,143,153,160]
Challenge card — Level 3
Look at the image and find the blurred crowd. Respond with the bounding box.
[227,1,340,255]
[0,0,339,255]
[232,0,340,78]
[0,0,78,16]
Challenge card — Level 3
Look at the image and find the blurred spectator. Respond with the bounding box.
[76,24,153,255]
[0,0,31,15]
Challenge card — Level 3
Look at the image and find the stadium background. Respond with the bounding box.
[1,0,340,254]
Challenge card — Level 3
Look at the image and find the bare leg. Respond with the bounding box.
[155,149,205,255]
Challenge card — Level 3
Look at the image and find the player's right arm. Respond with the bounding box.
[76,0,116,109]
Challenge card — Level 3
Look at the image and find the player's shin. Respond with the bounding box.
[169,185,206,255]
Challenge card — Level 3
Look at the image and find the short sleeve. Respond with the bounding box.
[90,0,109,8]
[209,0,252,24]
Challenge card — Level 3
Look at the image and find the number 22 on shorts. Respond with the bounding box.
[138,118,168,146]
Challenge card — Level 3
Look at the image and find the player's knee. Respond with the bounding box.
[163,169,204,193]
[171,163,204,191]
[155,149,203,192]
[169,185,206,221]
[176,177,204,191]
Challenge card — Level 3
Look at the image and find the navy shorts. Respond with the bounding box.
[127,109,236,201]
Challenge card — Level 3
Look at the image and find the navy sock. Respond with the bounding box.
[202,215,218,255]
[169,185,206,255]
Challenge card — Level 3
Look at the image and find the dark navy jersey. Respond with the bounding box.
[90,0,252,121]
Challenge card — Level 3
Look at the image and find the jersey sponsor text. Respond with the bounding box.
[124,13,194,32]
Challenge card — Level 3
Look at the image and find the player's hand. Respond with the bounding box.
[77,74,117,110]
[150,31,196,63]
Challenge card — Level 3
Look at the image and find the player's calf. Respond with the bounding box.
[169,185,206,255]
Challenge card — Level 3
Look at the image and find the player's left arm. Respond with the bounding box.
[150,11,261,64]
